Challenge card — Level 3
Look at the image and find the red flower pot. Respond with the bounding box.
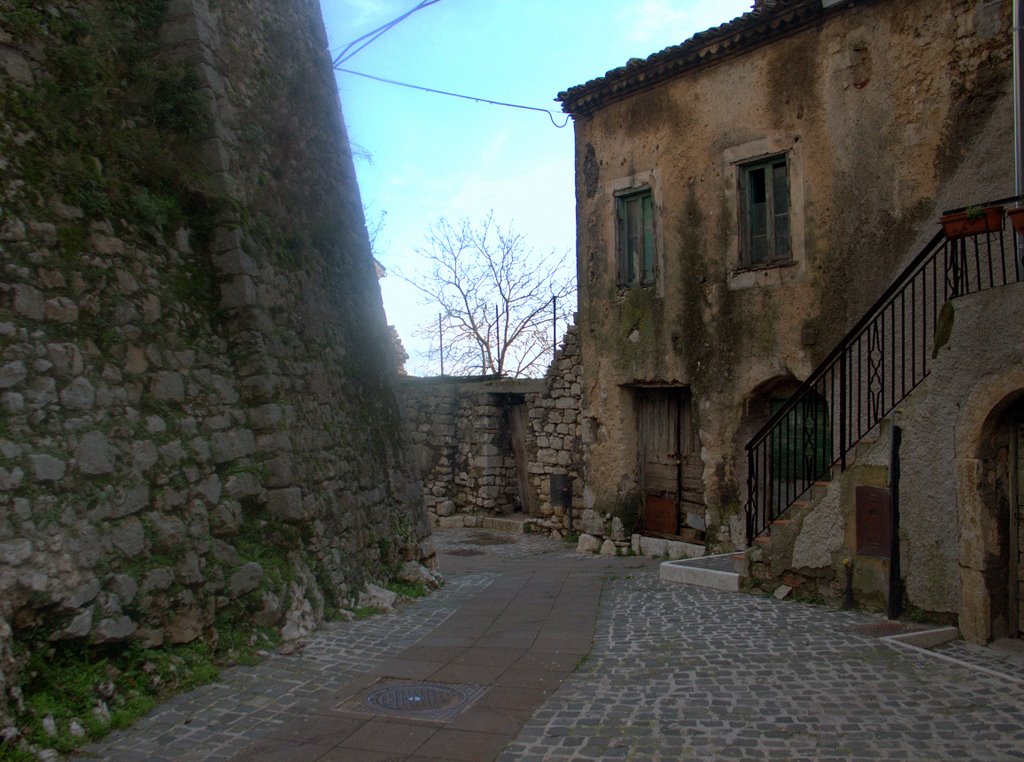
[939,206,1004,240]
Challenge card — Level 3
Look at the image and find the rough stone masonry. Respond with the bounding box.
[0,0,432,720]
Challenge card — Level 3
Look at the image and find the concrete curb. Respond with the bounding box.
[659,555,740,592]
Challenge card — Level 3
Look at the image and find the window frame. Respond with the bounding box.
[615,187,657,288]
[738,154,792,270]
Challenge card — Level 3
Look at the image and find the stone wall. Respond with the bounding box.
[526,325,584,533]
[403,376,530,521]
[0,0,430,715]
[401,326,583,535]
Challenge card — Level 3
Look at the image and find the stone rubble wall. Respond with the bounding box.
[401,326,583,535]
[402,378,523,520]
[525,325,584,535]
[0,0,430,715]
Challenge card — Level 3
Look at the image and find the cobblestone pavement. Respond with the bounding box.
[75,528,1024,761]
[501,572,1024,761]
[934,638,1024,682]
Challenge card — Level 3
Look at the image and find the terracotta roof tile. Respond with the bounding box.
[557,0,845,117]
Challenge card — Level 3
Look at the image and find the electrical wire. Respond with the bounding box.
[336,67,571,128]
[332,0,443,67]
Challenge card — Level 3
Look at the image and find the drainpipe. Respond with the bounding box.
[1016,0,1024,198]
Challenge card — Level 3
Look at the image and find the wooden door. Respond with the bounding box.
[1013,421,1022,638]
[508,402,537,516]
[638,389,701,536]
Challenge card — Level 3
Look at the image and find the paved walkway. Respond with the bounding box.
[76,529,1024,761]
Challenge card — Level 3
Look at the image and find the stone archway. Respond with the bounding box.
[956,372,1024,643]
[734,374,803,544]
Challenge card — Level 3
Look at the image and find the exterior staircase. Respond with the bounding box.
[744,197,1022,550]
[660,198,1021,595]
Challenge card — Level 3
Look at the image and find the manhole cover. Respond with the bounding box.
[366,683,463,712]
[337,680,487,722]
[443,548,484,556]
[850,621,921,638]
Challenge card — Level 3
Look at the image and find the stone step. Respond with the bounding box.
[659,554,740,592]
[480,515,528,533]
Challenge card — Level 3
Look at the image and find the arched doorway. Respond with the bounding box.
[738,375,832,543]
[966,391,1024,641]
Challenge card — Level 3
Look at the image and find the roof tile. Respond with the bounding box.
[557,0,838,117]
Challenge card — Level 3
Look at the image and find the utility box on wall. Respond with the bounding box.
[856,486,892,558]
[550,473,572,509]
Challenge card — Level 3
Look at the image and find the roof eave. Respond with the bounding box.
[557,0,836,119]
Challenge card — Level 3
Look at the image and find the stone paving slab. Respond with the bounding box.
[73,572,497,761]
[71,528,1024,761]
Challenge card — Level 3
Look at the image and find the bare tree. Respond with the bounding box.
[405,213,576,378]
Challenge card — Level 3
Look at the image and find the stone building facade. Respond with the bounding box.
[0,0,431,712]
[401,326,583,535]
[558,0,1022,640]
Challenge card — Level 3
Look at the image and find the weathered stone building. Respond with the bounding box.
[559,0,1021,641]
[0,0,431,713]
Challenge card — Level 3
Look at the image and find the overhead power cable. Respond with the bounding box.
[336,68,571,128]
[332,0,442,67]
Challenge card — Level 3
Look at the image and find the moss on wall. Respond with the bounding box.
[0,0,431,741]
[0,0,213,235]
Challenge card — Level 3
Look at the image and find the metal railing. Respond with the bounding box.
[745,197,1023,544]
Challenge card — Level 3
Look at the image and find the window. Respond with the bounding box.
[739,156,791,268]
[616,189,655,287]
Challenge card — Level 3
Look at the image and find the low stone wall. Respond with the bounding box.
[401,326,584,535]
[402,376,533,520]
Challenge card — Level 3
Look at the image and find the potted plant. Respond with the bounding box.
[939,205,1004,240]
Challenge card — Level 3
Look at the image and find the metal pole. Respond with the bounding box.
[552,295,557,362]
[1015,0,1024,273]
[887,423,904,620]
[438,313,444,376]
[1015,0,1024,198]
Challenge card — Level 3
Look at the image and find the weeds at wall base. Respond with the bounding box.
[1,620,280,760]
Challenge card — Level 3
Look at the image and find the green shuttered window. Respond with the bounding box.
[616,189,656,287]
[740,155,791,268]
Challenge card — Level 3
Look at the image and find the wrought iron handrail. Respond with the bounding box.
[745,197,1023,545]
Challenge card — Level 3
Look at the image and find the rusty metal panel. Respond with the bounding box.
[856,486,891,558]
[643,495,677,535]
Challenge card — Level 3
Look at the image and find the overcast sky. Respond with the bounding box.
[318,0,754,375]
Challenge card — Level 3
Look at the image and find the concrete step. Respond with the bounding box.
[480,515,528,533]
[660,554,740,592]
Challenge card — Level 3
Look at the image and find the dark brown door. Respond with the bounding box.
[638,389,701,536]
[508,402,537,516]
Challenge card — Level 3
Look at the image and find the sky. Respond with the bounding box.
[318,0,754,375]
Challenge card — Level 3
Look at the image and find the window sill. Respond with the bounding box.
[733,259,797,275]
[728,259,801,291]
[616,282,657,292]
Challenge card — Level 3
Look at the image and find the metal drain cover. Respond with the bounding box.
[367,683,463,712]
[337,680,487,722]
